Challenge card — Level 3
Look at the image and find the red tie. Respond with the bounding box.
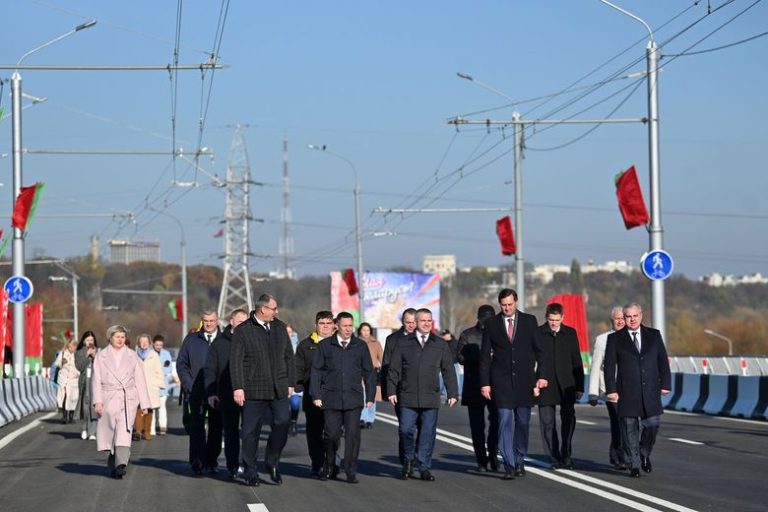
[507,317,515,342]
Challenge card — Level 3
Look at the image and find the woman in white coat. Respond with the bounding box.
[133,333,164,440]
[55,338,81,424]
[92,325,151,479]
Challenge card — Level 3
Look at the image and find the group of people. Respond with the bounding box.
[81,287,671,484]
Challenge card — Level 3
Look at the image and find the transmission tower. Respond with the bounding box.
[217,124,254,318]
[278,136,296,279]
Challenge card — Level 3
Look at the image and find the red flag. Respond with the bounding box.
[342,268,359,295]
[615,166,649,230]
[213,228,224,238]
[12,182,46,231]
[495,216,516,256]
[167,299,183,321]
[547,294,590,368]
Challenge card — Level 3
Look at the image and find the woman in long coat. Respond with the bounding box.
[357,322,384,428]
[55,338,81,424]
[133,333,164,440]
[92,325,151,479]
[74,331,99,440]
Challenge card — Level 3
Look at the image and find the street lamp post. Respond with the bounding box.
[704,329,734,356]
[307,144,365,323]
[151,210,188,337]
[10,20,97,377]
[600,0,666,339]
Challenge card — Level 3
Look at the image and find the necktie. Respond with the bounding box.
[206,334,212,344]
[341,340,348,349]
[632,331,640,352]
[507,318,515,342]
[264,322,270,333]
[420,334,427,348]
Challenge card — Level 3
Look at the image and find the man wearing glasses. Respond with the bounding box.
[231,294,296,486]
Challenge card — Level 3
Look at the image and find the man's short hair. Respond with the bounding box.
[477,304,495,321]
[415,308,432,318]
[255,294,277,309]
[336,311,354,323]
[401,308,417,321]
[201,308,218,318]
[623,302,642,313]
[545,303,563,317]
[498,288,518,302]
[152,334,165,343]
[315,310,334,323]
[230,308,248,320]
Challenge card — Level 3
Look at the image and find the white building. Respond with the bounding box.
[423,254,457,279]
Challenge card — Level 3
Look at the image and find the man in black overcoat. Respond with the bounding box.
[604,302,671,478]
[479,289,548,480]
[536,302,584,470]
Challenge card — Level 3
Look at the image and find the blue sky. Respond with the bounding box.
[2,0,766,279]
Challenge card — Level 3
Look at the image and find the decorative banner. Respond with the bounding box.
[615,165,649,230]
[547,294,590,368]
[0,290,8,376]
[12,181,47,231]
[342,268,358,295]
[495,216,516,255]
[25,303,43,376]
[331,271,441,329]
[167,299,183,321]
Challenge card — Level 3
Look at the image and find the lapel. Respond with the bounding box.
[105,347,130,383]
[622,328,641,355]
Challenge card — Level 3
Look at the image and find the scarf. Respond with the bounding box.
[137,347,152,361]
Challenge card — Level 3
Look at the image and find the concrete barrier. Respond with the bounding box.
[11,378,34,417]
[665,373,684,409]
[3,379,23,421]
[752,376,768,420]
[730,376,761,418]
[38,376,58,410]
[0,380,14,427]
[675,374,704,412]
[25,376,45,412]
[702,375,737,415]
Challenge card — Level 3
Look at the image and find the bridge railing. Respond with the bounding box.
[669,356,768,376]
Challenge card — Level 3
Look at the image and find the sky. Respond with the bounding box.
[2,0,767,281]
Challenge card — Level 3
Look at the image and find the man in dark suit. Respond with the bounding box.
[457,304,499,472]
[479,289,548,480]
[294,310,336,479]
[231,294,296,486]
[380,307,417,465]
[204,308,249,479]
[604,302,671,478]
[310,312,375,484]
[388,308,458,482]
[536,302,584,470]
[177,309,224,475]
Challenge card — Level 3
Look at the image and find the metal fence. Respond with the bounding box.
[669,356,768,376]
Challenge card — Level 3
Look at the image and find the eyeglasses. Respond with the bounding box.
[262,305,278,312]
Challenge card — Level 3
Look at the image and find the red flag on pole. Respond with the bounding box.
[615,166,649,230]
[342,268,359,295]
[213,228,224,238]
[12,182,46,231]
[495,216,516,256]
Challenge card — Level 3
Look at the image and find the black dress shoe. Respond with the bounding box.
[346,474,359,484]
[489,458,499,472]
[550,462,561,470]
[503,470,515,480]
[514,464,526,477]
[419,469,435,481]
[630,468,641,478]
[640,455,652,473]
[560,461,575,470]
[244,474,260,486]
[115,464,126,479]
[191,459,204,476]
[613,463,629,471]
[266,465,283,484]
[400,461,413,480]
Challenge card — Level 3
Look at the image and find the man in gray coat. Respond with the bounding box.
[388,308,458,482]
[231,294,295,486]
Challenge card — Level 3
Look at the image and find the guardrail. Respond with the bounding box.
[0,376,57,428]
[669,356,768,376]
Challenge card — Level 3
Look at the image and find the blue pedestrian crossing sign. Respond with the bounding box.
[641,250,674,281]
[4,276,34,303]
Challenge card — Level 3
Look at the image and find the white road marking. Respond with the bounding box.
[247,504,269,512]
[668,438,704,446]
[0,412,57,451]
[577,420,598,425]
[376,411,698,512]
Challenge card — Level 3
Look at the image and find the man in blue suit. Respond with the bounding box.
[604,302,671,478]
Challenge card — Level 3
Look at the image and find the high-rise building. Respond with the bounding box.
[109,240,160,264]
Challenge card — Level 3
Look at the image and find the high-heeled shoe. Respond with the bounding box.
[114,464,126,479]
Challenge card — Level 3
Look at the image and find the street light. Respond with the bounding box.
[600,0,666,339]
[10,19,97,377]
[704,329,734,356]
[456,73,527,310]
[149,209,188,337]
[307,144,366,323]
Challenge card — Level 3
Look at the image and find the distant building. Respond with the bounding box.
[582,260,636,275]
[701,272,768,287]
[532,264,570,285]
[109,240,160,264]
[423,254,456,279]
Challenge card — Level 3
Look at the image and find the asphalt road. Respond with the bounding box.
[0,400,765,512]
